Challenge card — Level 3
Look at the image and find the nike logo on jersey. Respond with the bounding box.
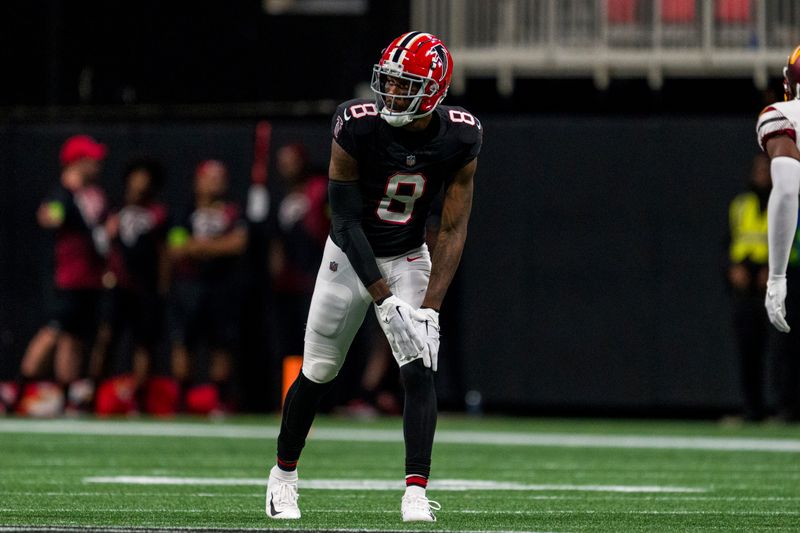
[269,496,281,516]
[343,107,351,121]
[396,306,404,321]
[407,256,423,262]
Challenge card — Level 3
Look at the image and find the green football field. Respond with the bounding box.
[2,416,800,532]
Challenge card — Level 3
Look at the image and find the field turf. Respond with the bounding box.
[1,415,800,532]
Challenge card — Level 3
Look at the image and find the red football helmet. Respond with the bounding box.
[783,44,800,100]
[371,32,453,127]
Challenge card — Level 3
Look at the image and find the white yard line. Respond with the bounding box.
[2,507,799,516]
[82,476,706,493]
[2,419,800,452]
[0,524,554,533]
[9,490,800,502]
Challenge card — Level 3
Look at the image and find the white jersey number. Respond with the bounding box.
[448,109,476,125]
[376,173,426,224]
[346,103,378,120]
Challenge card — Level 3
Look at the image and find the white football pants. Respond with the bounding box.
[301,237,431,384]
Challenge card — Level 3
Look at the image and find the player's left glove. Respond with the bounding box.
[766,277,791,333]
[413,308,440,372]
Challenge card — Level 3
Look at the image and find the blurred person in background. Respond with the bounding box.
[167,160,248,414]
[11,135,109,415]
[269,143,329,359]
[725,153,771,422]
[90,159,169,414]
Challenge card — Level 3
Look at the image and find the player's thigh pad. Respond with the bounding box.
[375,245,432,366]
[382,245,431,310]
[303,239,371,383]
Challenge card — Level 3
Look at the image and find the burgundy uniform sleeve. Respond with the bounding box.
[757,106,796,151]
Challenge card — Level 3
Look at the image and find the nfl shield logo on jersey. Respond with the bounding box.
[406,154,416,167]
[329,261,338,272]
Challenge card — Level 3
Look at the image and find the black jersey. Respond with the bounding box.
[331,99,482,257]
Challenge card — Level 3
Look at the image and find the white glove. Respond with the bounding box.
[413,308,440,371]
[375,295,424,359]
[766,278,791,333]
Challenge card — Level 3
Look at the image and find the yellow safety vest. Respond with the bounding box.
[729,192,768,264]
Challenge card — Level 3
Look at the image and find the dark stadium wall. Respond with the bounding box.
[459,115,753,413]
[0,116,754,413]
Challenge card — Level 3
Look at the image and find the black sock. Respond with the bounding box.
[276,372,334,471]
[400,359,437,480]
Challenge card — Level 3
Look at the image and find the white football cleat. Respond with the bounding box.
[265,465,301,519]
[401,493,441,522]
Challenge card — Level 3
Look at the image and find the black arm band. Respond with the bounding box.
[329,180,383,287]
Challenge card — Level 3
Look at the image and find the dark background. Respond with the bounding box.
[0,0,777,114]
[0,0,782,414]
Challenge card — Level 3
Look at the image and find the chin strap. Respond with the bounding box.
[380,109,414,127]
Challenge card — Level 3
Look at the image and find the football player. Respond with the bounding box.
[94,159,169,410]
[167,160,248,412]
[265,32,482,522]
[758,45,800,332]
[15,135,108,414]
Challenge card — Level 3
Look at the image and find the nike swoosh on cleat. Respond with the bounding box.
[406,256,423,262]
[269,496,282,516]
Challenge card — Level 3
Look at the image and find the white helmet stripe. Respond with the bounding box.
[395,33,433,66]
[390,31,422,63]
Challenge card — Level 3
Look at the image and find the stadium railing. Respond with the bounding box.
[412,0,800,93]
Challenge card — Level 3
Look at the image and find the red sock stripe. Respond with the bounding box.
[277,457,298,469]
[405,475,428,488]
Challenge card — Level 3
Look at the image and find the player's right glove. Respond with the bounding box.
[766,277,791,333]
[375,295,424,360]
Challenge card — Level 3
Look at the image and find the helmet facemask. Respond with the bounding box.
[371,62,438,127]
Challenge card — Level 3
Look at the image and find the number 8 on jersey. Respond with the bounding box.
[376,173,426,225]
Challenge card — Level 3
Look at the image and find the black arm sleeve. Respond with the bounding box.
[328,179,383,287]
